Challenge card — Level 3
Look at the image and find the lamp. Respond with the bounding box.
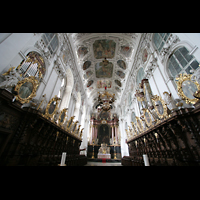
[97,86,115,111]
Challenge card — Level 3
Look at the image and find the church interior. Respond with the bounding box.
[1,33,200,166]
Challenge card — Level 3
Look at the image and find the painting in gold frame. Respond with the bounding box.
[131,121,138,136]
[14,76,39,104]
[175,73,200,104]
[143,108,152,127]
[151,95,168,119]
[58,108,68,126]
[44,95,61,119]
[136,116,144,133]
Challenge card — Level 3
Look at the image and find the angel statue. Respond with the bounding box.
[163,91,177,112]
[0,66,22,89]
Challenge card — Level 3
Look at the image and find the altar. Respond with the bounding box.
[97,154,111,159]
[97,143,111,159]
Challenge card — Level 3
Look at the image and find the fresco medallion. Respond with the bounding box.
[95,61,113,78]
[93,39,116,59]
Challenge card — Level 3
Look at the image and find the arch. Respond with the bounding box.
[73,91,81,121]
[59,66,74,110]
[164,42,199,80]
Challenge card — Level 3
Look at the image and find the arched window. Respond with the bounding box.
[136,67,145,86]
[18,51,46,79]
[168,46,200,80]
[42,33,59,54]
[153,33,170,52]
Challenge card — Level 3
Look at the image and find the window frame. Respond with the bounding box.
[42,33,59,55]
[153,33,170,52]
[167,46,200,81]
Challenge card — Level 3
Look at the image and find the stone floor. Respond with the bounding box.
[84,161,122,166]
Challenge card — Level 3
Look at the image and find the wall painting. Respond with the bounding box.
[84,70,93,79]
[142,48,148,63]
[120,46,133,57]
[117,60,126,70]
[83,61,91,70]
[116,70,125,79]
[115,80,122,87]
[77,46,88,58]
[87,80,94,87]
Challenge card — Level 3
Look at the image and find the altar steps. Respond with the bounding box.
[87,158,121,163]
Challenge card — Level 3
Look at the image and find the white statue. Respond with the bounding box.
[163,91,177,111]
[0,67,22,89]
[37,94,48,113]
[21,94,48,111]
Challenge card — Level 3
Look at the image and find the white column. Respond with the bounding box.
[120,118,129,157]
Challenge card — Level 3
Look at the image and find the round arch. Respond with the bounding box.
[59,66,74,110]
[73,91,81,121]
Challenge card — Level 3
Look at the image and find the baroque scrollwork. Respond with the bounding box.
[14,76,39,104]
[43,95,61,119]
[175,73,200,104]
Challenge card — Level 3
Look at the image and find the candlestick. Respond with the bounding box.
[60,152,66,166]
[143,154,150,166]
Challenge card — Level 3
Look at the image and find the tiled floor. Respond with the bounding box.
[84,161,122,166]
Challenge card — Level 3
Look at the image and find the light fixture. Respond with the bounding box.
[96,86,115,111]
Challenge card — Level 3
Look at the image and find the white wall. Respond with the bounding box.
[0,33,68,105]
[0,33,36,73]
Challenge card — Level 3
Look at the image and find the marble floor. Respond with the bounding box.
[84,161,122,166]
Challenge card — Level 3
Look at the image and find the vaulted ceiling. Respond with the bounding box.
[68,33,142,111]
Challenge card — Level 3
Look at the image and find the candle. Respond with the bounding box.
[60,152,66,166]
[143,154,150,166]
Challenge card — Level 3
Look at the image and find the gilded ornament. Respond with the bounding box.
[142,108,153,127]
[44,95,61,120]
[175,73,200,104]
[151,95,168,119]
[136,116,144,133]
[58,108,68,127]
[14,76,39,104]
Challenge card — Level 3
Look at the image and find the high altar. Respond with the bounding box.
[97,143,111,159]
[87,111,121,159]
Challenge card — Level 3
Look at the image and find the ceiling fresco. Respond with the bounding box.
[120,46,133,57]
[93,39,116,59]
[117,60,126,70]
[97,80,112,88]
[77,46,88,58]
[95,61,113,78]
[84,70,93,79]
[69,33,141,109]
[116,70,125,79]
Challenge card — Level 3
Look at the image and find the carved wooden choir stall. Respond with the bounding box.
[122,76,200,166]
[0,90,87,166]
[0,84,87,166]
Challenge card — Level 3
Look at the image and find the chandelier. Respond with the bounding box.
[96,86,115,111]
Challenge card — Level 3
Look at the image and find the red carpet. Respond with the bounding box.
[102,158,106,163]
